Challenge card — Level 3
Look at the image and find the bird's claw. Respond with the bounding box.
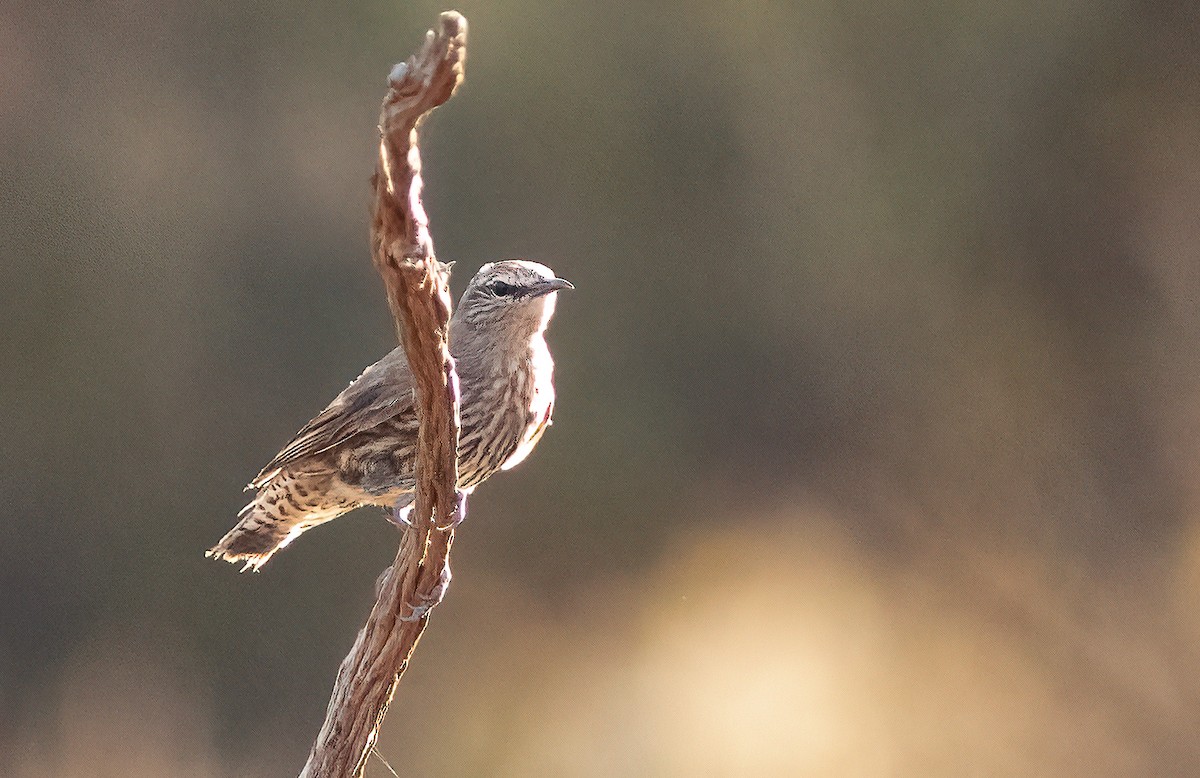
[388,491,464,531]
[399,557,452,622]
[388,502,414,528]
[436,491,468,531]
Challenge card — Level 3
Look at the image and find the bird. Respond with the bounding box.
[207,259,572,572]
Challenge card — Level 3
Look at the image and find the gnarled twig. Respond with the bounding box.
[300,12,467,777]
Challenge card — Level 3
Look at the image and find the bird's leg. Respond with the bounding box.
[387,497,415,528]
[398,491,464,621]
[437,490,468,530]
[388,489,460,530]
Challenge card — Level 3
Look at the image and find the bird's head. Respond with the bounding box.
[455,259,573,335]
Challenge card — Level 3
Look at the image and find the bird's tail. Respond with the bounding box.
[206,506,290,573]
[206,480,345,572]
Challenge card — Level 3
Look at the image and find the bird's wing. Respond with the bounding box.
[249,347,415,488]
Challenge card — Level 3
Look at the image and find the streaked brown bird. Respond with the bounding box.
[207,259,572,571]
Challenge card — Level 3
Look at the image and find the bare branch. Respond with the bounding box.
[300,12,467,778]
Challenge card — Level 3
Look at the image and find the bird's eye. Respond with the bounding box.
[489,281,517,297]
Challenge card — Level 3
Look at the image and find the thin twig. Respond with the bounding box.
[371,746,401,778]
[299,12,467,778]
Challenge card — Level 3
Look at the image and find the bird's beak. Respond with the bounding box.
[534,277,575,296]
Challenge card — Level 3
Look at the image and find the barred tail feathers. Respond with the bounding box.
[206,478,349,572]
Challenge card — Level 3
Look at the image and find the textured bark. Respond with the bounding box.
[300,12,467,778]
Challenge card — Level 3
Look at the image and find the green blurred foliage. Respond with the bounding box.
[3,0,1200,774]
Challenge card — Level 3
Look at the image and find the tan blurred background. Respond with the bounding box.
[4,1,1200,775]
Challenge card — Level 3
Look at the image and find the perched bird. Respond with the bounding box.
[208,259,572,571]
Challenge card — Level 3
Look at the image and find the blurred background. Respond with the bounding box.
[4,1,1200,775]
